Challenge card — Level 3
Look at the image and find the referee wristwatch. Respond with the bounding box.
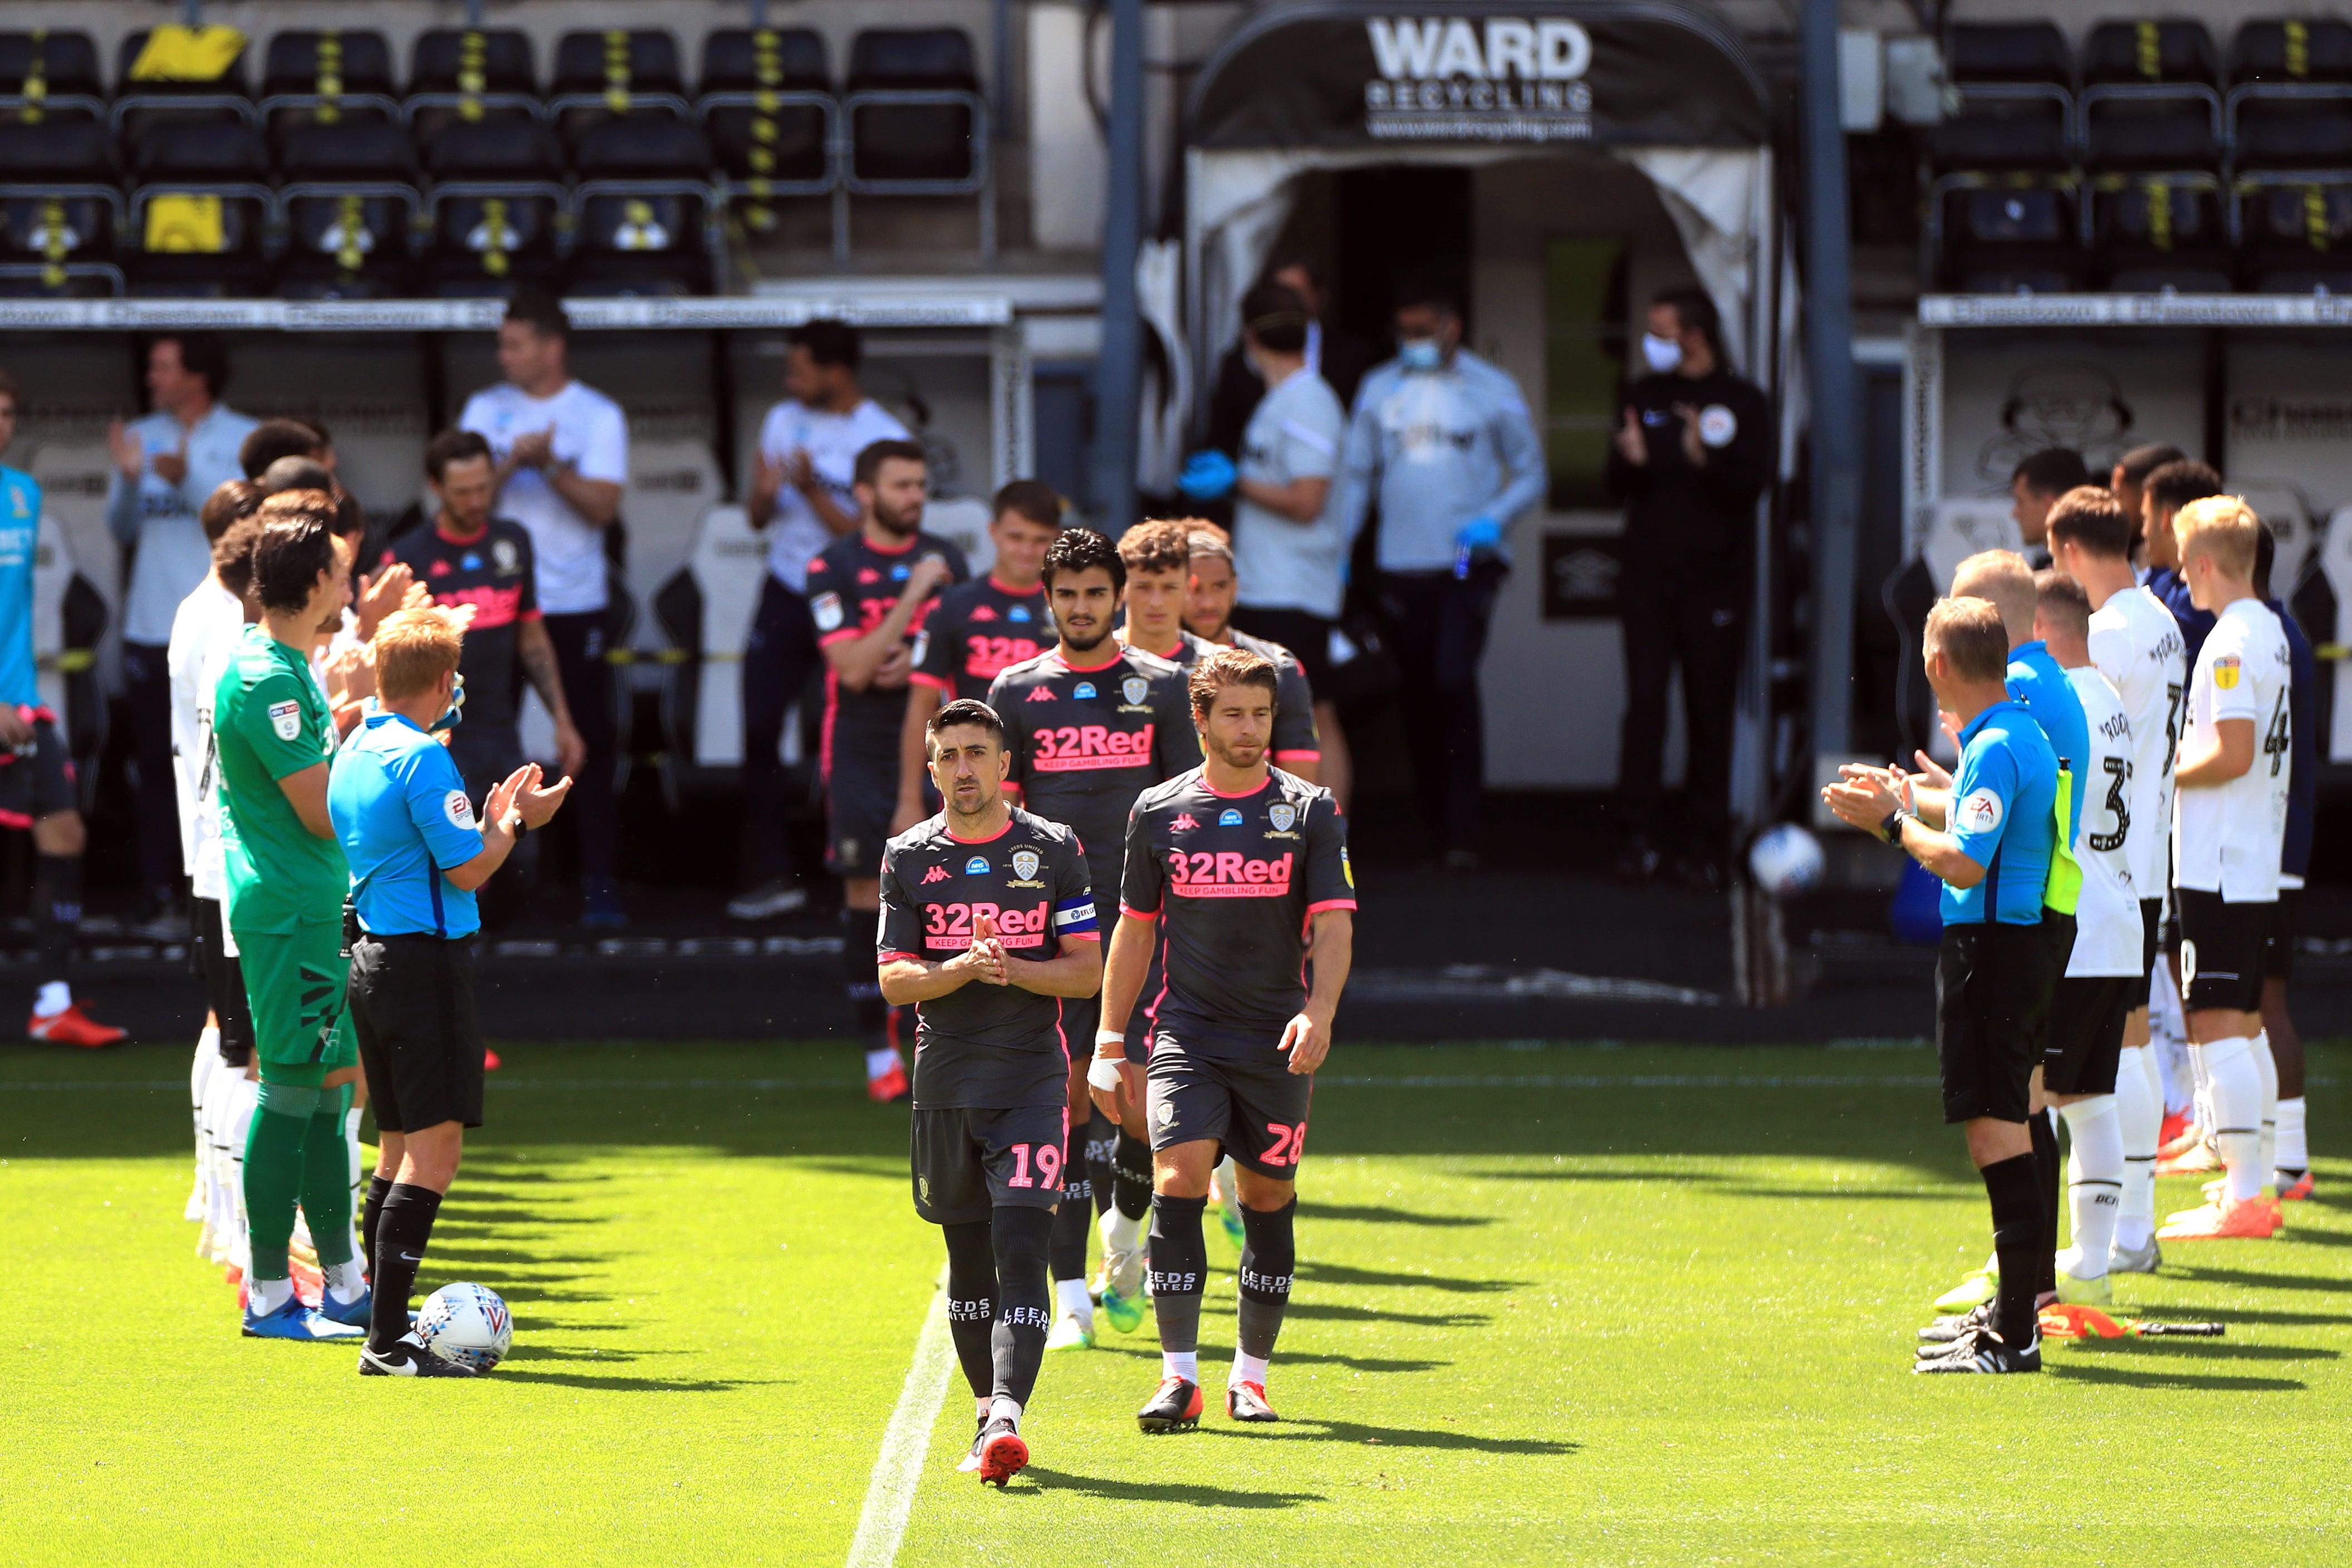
[1878,806,1913,846]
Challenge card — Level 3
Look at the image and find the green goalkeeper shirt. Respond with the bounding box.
[214,624,347,933]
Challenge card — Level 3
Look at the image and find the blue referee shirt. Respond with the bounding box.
[2005,640,2088,849]
[0,467,43,710]
[328,711,486,937]
[1944,699,2059,927]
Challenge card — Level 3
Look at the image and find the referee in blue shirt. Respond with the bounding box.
[1826,597,2059,1375]
[329,606,569,1376]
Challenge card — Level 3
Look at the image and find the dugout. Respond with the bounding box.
[0,287,1054,814]
[1168,0,1797,825]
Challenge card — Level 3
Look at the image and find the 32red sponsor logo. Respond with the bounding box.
[923,900,1051,948]
[963,634,1042,680]
[1168,849,1293,898]
[1032,723,1153,772]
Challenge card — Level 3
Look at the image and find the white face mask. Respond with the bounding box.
[1640,332,1684,374]
[1398,337,1443,371]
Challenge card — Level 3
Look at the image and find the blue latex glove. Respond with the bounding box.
[1177,449,1237,501]
[1453,514,1503,553]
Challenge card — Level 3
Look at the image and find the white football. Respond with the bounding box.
[415,1281,513,1373]
[1747,823,1825,898]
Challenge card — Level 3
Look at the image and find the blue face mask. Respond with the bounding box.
[1640,332,1684,374]
[1398,337,1443,371]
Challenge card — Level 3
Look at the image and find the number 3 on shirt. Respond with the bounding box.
[1007,1141,1062,1189]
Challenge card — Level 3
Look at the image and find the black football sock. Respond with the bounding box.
[1235,1198,1298,1372]
[361,1173,395,1275]
[32,854,80,995]
[1049,1128,1091,1282]
[1113,1132,1154,1222]
[841,909,889,1055]
[941,1219,998,1401]
[2030,1110,2061,1296]
[1148,1193,1208,1373]
[1086,1111,1116,1218]
[1981,1152,2044,1348]
[369,1183,443,1353]
[989,1205,1054,1409]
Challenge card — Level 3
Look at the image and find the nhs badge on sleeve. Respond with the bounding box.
[1073,682,1096,699]
[964,855,989,875]
[1011,848,1041,881]
[267,700,302,741]
[1218,808,1244,827]
[1122,677,1150,705]
[1268,803,1296,832]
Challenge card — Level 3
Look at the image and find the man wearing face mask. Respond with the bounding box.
[1340,281,1545,871]
[1607,286,1772,890]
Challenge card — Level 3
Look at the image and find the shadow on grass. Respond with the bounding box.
[1283,1301,1493,1329]
[1019,1468,1323,1508]
[493,1368,779,1394]
[1297,1202,1496,1228]
[2068,1341,2340,1364]
[1207,1417,1577,1455]
[2169,1266,2351,1294]
[1255,1350,1449,1374]
[432,1206,604,1227]
[1294,1261,1518,1294]
[2155,1306,2352,1326]
[2045,1363,2305,1392]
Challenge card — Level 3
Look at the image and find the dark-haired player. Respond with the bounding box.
[988,528,1195,1349]
[238,416,331,482]
[1170,520,1323,786]
[1094,644,1355,1425]
[2111,443,2188,556]
[814,439,968,1100]
[2008,448,2090,565]
[879,697,1100,1483]
[895,480,1065,834]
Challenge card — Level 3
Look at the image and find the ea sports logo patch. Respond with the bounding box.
[267,700,302,742]
[1269,803,1296,832]
[444,790,475,829]
[1698,404,1738,448]
[1011,848,1040,881]
[965,855,989,875]
[1123,677,1150,706]
[1957,788,2003,834]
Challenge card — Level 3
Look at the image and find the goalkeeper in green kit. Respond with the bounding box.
[214,492,369,1340]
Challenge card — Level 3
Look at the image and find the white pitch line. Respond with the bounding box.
[845,1272,957,1568]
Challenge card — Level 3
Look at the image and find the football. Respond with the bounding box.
[1747,822,1825,899]
[415,1282,514,1373]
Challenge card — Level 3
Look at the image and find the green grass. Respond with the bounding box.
[4,1038,2351,1565]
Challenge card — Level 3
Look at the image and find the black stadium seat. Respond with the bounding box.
[1930,23,2075,172]
[278,117,418,299]
[0,30,106,123]
[570,117,717,296]
[2080,21,2224,171]
[699,26,834,226]
[406,28,539,145]
[127,117,274,297]
[2237,174,2352,293]
[845,29,986,192]
[1930,174,2082,293]
[422,116,566,296]
[2231,19,2352,169]
[550,30,690,149]
[259,28,401,139]
[2087,172,2233,291]
[0,118,122,296]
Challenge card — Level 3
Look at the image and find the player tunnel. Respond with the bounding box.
[1164,0,1797,824]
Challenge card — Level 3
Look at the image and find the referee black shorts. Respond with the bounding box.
[348,933,486,1133]
[1936,920,2057,1126]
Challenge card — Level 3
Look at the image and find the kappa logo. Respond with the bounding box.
[970,604,998,622]
[1122,676,1150,705]
[267,699,302,742]
[857,567,883,585]
[1218,808,1244,827]
[921,864,950,884]
[1269,802,1296,832]
[1011,848,1041,881]
[1026,685,1057,702]
[1171,812,1199,832]
[1958,788,2004,834]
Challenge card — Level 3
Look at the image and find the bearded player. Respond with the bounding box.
[879,697,1100,1483]
[1092,644,1355,1428]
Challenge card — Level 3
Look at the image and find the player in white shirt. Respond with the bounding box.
[732,320,910,923]
[2160,498,2291,1241]
[460,291,630,926]
[2047,487,2184,1271]
[2028,571,2144,1304]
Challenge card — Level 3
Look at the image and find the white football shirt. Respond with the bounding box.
[755,397,909,593]
[1234,367,1350,620]
[2085,583,2186,902]
[460,380,630,616]
[2173,597,2291,901]
[188,600,251,903]
[2064,664,2142,976]
[166,579,243,880]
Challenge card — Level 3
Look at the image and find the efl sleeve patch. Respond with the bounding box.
[268,699,302,742]
[2211,655,2240,690]
[811,591,845,633]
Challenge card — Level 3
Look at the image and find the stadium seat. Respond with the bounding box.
[844,29,987,193]
[113,26,255,154]
[1883,499,2026,761]
[406,27,539,146]
[698,27,835,230]
[1930,23,2076,172]
[2087,172,2233,291]
[422,117,566,297]
[2080,21,2225,171]
[2230,19,2352,167]
[1929,174,2083,293]
[550,30,690,149]
[2236,173,2352,292]
[126,117,275,297]
[0,30,106,124]
[568,117,718,296]
[0,119,124,296]
[258,28,400,140]
[278,117,417,299]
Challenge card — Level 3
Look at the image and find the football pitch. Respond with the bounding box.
[7,1038,2350,1566]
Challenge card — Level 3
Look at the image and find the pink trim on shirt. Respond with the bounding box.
[1199,770,1273,800]
[1119,902,1162,922]
[1304,899,1356,917]
[944,818,1013,845]
[1273,750,1321,764]
[1052,646,1126,673]
[907,670,952,692]
[989,575,1043,596]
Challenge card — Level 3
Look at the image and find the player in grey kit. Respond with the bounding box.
[879,697,1101,1486]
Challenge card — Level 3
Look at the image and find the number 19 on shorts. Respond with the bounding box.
[1007,1141,1062,1189]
